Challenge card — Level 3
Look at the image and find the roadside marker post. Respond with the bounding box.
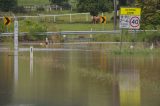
[14,17,19,51]
[30,46,33,77]
[30,46,33,59]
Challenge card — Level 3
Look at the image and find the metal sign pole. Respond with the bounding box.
[114,0,117,30]
[134,29,137,46]
[14,17,18,51]
[120,29,123,52]
[6,26,8,32]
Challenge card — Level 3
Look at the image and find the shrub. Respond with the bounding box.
[12,6,27,13]
[37,7,45,12]
[24,20,47,41]
[145,32,160,46]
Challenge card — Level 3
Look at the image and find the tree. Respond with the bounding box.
[49,0,69,6]
[136,0,160,29]
[119,0,127,6]
[119,0,135,6]
[0,0,17,12]
[77,0,113,16]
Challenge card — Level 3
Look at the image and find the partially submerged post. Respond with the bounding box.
[14,16,19,84]
[14,17,18,51]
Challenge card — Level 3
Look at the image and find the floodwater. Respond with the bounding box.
[0,44,160,106]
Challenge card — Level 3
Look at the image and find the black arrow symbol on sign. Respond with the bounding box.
[101,17,105,23]
[5,17,10,25]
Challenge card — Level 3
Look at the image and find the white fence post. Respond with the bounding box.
[70,14,72,23]
[102,12,104,16]
[90,28,93,38]
[54,16,56,22]
[86,14,89,22]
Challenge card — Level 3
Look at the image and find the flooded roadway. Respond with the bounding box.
[0,43,160,106]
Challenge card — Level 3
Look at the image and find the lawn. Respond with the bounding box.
[17,12,115,32]
[47,23,115,31]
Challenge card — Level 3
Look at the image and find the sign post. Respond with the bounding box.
[14,17,18,51]
[100,16,106,30]
[100,16,106,24]
[14,17,19,84]
[4,16,11,32]
[119,7,141,51]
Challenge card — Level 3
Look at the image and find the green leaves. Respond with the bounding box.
[137,0,160,29]
[77,0,113,16]
[0,0,17,12]
[49,0,68,6]
[24,20,47,41]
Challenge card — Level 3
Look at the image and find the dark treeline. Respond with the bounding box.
[0,0,17,12]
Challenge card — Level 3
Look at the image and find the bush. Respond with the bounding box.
[145,32,160,46]
[61,2,71,10]
[12,6,27,13]
[0,20,5,33]
[24,20,47,41]
[37,7,45,12]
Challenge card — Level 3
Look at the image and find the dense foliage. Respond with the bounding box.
[77,0,113,16]
[0,0,17,12]
[136,0,160,29]
[49,0,69,5]
[119,0,135,6]
[24,20,47,41]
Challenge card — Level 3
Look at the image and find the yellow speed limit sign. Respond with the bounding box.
[120,8,141,16]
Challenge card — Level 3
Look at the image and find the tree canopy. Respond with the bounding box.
[77,0,113,16]
[0,0,17,12]
[49,0,69,5]
[136,0,160,29]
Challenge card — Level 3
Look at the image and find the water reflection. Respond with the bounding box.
[14,50,18,85]
[30,46,33,78]
[118,56,141,106]
[112,56,120,106]
[0,52,13,105]
[119,71,140,106]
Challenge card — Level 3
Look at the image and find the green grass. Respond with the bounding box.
[17,12,115,32]
[19,21,115,32]
[112,47,160,55]
[47,23,114,31]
